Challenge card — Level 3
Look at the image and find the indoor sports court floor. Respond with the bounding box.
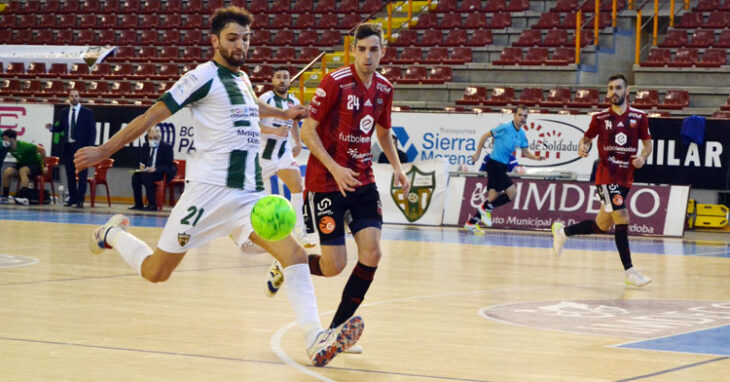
[1,205,729,381]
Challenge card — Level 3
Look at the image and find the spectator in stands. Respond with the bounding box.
[0,129,46,205]
[129,126,176,211]
[378,134,409,164]
[464,105,544,234]
[45,90,96,208]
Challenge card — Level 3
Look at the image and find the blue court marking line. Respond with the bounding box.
[616,325,730,357]
[615,357,729,382]
[0,335,491,382]
[2,207,729,258]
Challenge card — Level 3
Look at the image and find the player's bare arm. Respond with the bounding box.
[74,101,172,171]
[300,117,360,196]
[258,100,307,120]
[471,130,493,163]
[376,124,410,195]
[290,119,303,157]
[578,136,593,157]
[521,147,545,161]
[260,124,289,137]
[632,138,653,168]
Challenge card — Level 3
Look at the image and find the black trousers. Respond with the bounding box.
[61,144,87,205]
[132,171,164,207]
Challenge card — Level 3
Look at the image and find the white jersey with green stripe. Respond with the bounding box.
[258,90,300,161]
[160,61,263,191]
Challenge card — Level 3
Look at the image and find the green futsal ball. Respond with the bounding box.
[251,195,296,241]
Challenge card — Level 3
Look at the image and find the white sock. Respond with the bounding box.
[106,227,153,276]
[283,263,322,346]
[290,192,305,230]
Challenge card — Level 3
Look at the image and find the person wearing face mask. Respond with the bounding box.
[45,89,96,208]
[0,129,46,205]
[129,126,176,211]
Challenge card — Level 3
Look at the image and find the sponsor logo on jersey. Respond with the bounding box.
[360,115,374,134]
[615,132,627,146]
[338,132,371,143]
[612,194,624,206]
[629,112,643,119]
[318,216,336,234]
[364,99,372,107]
[315,88,326,98]
[347,148,372,162]
[317,198,331,211]
[376,83,391,94]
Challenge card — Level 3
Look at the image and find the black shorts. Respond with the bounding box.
[596,184,630,212]
[303,183,383,246]
[12,163,42,178]
[485,158,512,192]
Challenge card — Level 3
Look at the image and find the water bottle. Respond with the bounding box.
[58,185,67,205]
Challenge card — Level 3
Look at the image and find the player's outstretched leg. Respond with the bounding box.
[265,259,284,297]
[89,214,130,254]
[551,222,567,256]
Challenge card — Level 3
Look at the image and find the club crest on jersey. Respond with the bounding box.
[177,232,191,246]
[630,119,637,128]
[391,166,435,222]
[615,132,627,146]
[315,88,326,98]
[360,115,374,134]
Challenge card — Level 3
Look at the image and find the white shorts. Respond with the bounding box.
[157,181,266,253]
[261,148,299,181]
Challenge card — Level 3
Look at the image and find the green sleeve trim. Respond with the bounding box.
[159,92,182,114]
[158,78,214,114]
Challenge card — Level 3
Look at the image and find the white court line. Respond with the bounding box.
[270,287,536,380]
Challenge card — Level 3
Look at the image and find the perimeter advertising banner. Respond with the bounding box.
[0,103,54,162]
[372,158,450,225]
[452,177,689,237]
[389,112,599,179]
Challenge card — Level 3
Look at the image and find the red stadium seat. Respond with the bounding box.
[443,29,468,46]
[439,13,463,29]
[140,0,160,13]
[585,12,611,28]
[268,0,290,13]
[517,88,544,106]
[132,81,157,98]
[394,47,423,64]
[87,81,109,98]
[467,29,493,46]
[139,14,160,29]
[380,48,397,64]
[391,29,418,46]
[319,30,341,46]
[88,63,112,79]
[48,64,68,78]
[514,29,541,47]
[161,30,181,44]
[487,13,512,29]
[459,0,482,12]
[360,0,383,14]
[138,46,158,60]
[552,0,579,11]
[54,29,74,44]
[711,111,730,118]
[81,0,100,13]
[484,0,506,12]
[541,88,572,107]
[265,14,291,29]
[456,86,488,105]
[33,30,54,44]
[493,47,523,65]
[413,13,438,29]
[78,14,97,28]
[534,13,561,29]
[418,30,443,46]
[139,30,159,45]
[434,0,457,12]
[667,48,699,67]
[506,0,530,11]
[658,30,688,48]
[427,67,452,84]
[20,0,41,14]
[271,30,295,46]
[98,14,115,29]
[67,80,87,96]
[271,47,296,63]
[247,0,268,13]
[111,63,134,79]
[676,12,703,29]
[117,30,137,45]
[101,0,119,13]
[119,0,140,13]
[545,47,576,65]
[108,81,132,97]
[57,14,76,29]
[450,47,473,64]
[6,62,26,77]
[566,29,595,47]
[695,48,727,67]
[293,14,316,29]
[186,14,204,29]
[339,13,362,29]
[559,12,585,29]
[379,67,403,83]
[291,0,313,13]
[519,47,549,65]
[317,13,339,29]
[297,47,321,63]
[686,30,715,48]
[424,47,449,64]
[399,66,428,84]
[153,47,179,63]
[484,87,515,106]
[722,95,730,110]
[658,90,689,109]
[250,65,273,82]
[42,80,66,97]
[37,14,55,28]
[132,63,157,80]
[631,89,659,108]
[251,30,271,46]
[695,0,721,11]
[204,0,224,14]
[568,88,599,108]
[181,30,203,46]
[157,64,179,80]
[65,64,90,80]
[722,0,730,10]
[716,29,730,47]
[703,12,730,28]
[336,0,359,13]
[0,80,21,96]
[15,29,33,44]
[464,13,488,29]
[250,47,273,63]
[20,63,46,79]
[295,30,319,46]
[541,29,568,47]
[640,48,671,66]
[313,0,335,13]
[162,14,182,30]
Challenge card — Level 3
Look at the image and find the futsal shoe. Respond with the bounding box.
[294,227,317,248]
[478,205,493,227]
[307,316,364,367]
[89,214,130,255]
[14,197,30,206]
[551,222,567,256]
[265,259,284,297]
[344,344,363,354]
[464,221,485,235]
[625,267,652,287]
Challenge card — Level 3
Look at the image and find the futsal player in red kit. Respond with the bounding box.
[552,74,653,287]
[265,23,411,352]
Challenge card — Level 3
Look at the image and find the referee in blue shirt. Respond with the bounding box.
[466,106,544,234]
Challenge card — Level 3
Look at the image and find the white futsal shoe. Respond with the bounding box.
[307,316,364,367]
[625,267,652,287]
[551,222,567,256]
[89,214,130,254]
